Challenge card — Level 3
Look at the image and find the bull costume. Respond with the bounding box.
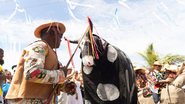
[81,34,137,104]
[66,17,137,103]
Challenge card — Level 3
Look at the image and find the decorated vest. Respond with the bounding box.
[6,40,58,99]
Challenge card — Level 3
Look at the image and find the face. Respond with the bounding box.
[41,26,63,48]
[153,65,162,71]
[0,49,4,59]
[80,35,94,67]
[67,69,72,75]
[0,49,4,65]
[50,26,63,48]
[79,34,107,74]
[6,71,12,80]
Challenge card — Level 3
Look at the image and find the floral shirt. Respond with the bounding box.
[8,41,64,104]
[147,70,163,94]
[23,41,64,84]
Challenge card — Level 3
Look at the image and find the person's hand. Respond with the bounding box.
[59,80,77,95]
[66,68,76,79]
[60,66,68,77]
[153,80,159,85]
[64,80,77,95]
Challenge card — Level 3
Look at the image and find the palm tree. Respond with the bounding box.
[138,43,159,67]
[161,54,185,65]
[138,43,185,67]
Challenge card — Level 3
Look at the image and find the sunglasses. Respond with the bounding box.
[154,65,162,67]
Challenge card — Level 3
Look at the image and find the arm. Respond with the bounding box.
[64,37,78,44]
[23,41,65,84]
[158,77,174,84]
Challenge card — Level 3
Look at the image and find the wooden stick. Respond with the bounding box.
[46,25,90,103]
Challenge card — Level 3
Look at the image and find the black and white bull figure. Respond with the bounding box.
[78,34,138,104]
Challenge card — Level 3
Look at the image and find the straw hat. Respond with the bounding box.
[153,61,162,66]
[163,64,178,72]
[34,22,66,38]
[134,66,145,71]
[134,66,148,74]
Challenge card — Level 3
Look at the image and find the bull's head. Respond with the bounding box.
[79,34,109,74]
[80,34,95,67]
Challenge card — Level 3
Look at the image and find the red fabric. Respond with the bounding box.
[67,40,75,68]
[87,17,99,60]
[154,84,160,89]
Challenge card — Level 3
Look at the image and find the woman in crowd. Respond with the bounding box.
[135,67,155,104]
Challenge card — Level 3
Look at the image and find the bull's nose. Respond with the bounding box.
[82,55,94,66]
[88,62,91,65]
[87,62,93,67]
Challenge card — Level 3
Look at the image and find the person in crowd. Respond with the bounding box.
[0,48,6,104]
[135,67,148,92]
[160,63,185,104]
[173,62,185,87]
[57,68,75,104]
[147,61,163,104]
[135,66,155,104]
[66,71,83,104]
[5,22,74,104]
[0,48,4,66]
[2,70,12,104]
[0,66,4,104]
[158,64,177,85]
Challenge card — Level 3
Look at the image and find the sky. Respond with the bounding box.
[0,0,185,72]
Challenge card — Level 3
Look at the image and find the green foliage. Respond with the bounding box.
[161,54,185,65]
[138,43,159,67]
[138,43,185,67]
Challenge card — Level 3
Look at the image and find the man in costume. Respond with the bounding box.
[6,22,73,104]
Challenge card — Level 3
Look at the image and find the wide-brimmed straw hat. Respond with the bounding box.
[34,22,66,38]
[134,66,146,71]
[134,66,148,74]
[153,61,162,66]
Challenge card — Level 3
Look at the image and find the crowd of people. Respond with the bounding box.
[135,61,185,104]
[0,21,185,104]
[0,47,84,104]
[0,48,13,104]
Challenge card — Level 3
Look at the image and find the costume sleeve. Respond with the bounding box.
[23,41,64,84]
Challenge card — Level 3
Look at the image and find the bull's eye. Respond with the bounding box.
[79,41,84,49]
